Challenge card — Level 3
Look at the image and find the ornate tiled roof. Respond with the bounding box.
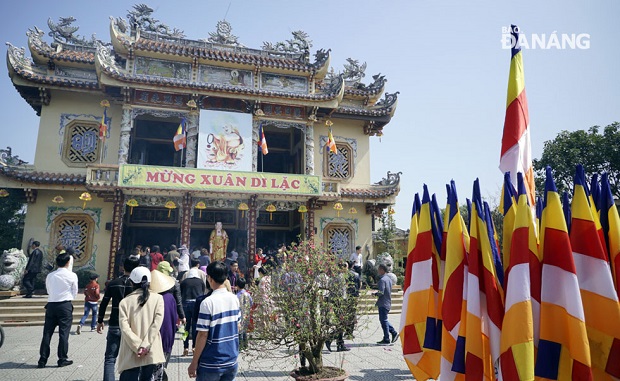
[336,91,399,118]
[343,74,387,98]
[27,27,95,65]
[96,43,343,103]
[1,167,86,185]
[340,171,401,199]
[111,18,330,75]
[7,43,99,90]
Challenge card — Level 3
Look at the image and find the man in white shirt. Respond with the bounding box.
[349,245,363,275]
[38,252,78,368]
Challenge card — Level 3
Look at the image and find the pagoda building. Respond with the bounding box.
[2,5,400,280]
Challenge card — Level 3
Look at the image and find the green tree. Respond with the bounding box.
[0,189,26,252]
[533,122,620,198]
[375,209,402,258]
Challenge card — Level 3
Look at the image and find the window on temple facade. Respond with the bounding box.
[50,214,95,267]
[324,143,353,180]
[62,120,101,166]
[129,117,184,167]
[324,223,354,259]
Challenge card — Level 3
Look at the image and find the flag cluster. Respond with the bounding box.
[400,167,620,380]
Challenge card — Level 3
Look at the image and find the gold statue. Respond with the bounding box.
[209,221,229,262]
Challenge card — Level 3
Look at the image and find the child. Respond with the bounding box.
[236,277,253,351]
[77,273,100,334]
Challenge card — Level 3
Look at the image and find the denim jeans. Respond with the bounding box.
[119,364,156,381]
[183,301,195,349]
[79,302,98,329]
[378,306,396,342]
[103,326,121,381]
[197,364,238,381]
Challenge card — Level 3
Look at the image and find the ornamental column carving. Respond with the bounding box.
[247,195,258,258]
[186,110,199,168]
[181,193,192,246]
[305,123,315,175]
[252,120,259,172]
[107,189,125,281]
[118,105,133,164]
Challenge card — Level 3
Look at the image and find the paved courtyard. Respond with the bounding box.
[0,314,413,380]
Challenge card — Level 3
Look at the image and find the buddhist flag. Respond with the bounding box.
[99,106,108,141]
[326,128,337,154]
[501,171,518,274]
[535,167,592,380]
[500,24,535,207]
[571,165,620,380]
[600,173,620,299]
[441,181,468,379]
[562,191,572,233]
[465,179,505,380]
[173,118,187,151]
[258,123,268,155]
[400,188,441,381]
[500,172,541,380]
[590,174,601,214]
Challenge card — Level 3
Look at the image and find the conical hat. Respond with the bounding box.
[150,269,176,293]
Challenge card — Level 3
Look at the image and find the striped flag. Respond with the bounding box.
[590,174,601,214]
[465,179,505,380]
[258,123,269,155]
[500,171,518,274]
[326,128,337,154]
[571,165,620,380]
[400,188,441,380]
[600,173,620,299]
[535,167,592,380]
[99,106,108,141]
[562,191,572,232]
[500,172,541,380]
[173,118,187,151]
[499,24,535,207]
[441,181,468,380]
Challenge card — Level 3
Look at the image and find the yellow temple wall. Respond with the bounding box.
[34,91,121,171]
[21,189,113,283]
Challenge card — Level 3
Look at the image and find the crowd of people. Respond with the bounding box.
[28,239,396,380]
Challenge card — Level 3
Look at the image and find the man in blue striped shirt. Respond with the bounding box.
[188,261,241,381]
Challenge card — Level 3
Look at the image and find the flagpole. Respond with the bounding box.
[261,151,264,173]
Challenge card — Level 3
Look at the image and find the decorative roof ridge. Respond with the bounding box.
[1,166,86,185]
[7,43,99,89]
[339,172,402,199]
[96,42,343,101]
[344,73,387,96]
[27,25,97,65]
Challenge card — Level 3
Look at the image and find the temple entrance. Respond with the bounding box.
[120,205,182,254]
[255,209,302,255]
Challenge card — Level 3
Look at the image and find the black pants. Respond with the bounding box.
[120,364,156,381]
[22,272,38,296]
[39,301,73,365]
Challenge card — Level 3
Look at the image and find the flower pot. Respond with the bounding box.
[289,366,349,381]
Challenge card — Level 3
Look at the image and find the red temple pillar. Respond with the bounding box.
[107,189,124,281]
[181,193,192,246]
[247,195,258,257]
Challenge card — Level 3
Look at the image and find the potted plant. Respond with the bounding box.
[249,240,354,380]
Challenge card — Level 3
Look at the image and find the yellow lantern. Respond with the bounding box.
[79,192,92,209]
[126,199,139,215]
[238,202,249,218]
[325,119,333,127]
[100,99,110,108]
[388,207,396,216]
[266,204,276,221]
[0,189,8,198]
[187,99,197,109]
[165,201,177,218]
[348,207,358,215]
[298,205,308,221]
[333,202,343,217]
[52,195,64,204]
[195,201,206,218]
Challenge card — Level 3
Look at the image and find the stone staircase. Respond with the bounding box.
[0,294,110,327]
[0,286,403,326]
[357,285,403,315]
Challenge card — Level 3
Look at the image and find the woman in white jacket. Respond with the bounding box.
[117,267,165,381]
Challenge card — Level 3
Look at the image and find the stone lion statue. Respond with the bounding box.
[0,248,28,291]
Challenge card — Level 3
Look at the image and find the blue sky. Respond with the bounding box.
[2,0,618,229]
